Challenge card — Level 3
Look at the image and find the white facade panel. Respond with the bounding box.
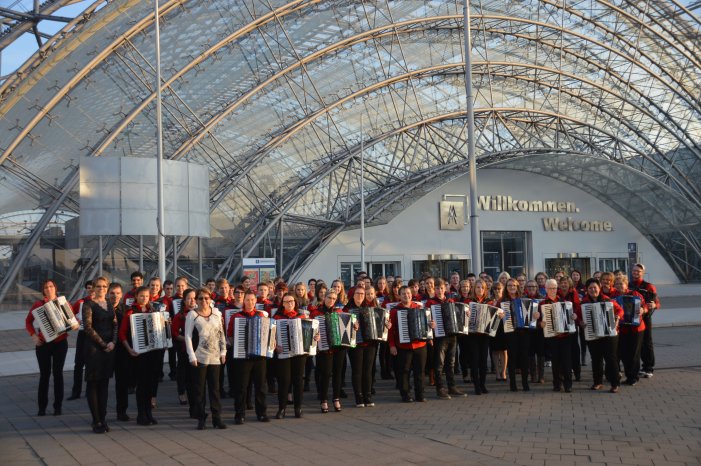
[297,168,678,285]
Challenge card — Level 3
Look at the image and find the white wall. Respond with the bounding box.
[297,168,678,284]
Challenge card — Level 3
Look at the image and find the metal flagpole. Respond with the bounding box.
[155,0,166,281]
[464,0,481,274]
[360,115,365,273]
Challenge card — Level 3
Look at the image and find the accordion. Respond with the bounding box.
[615,295,641,326]
[396,307,433,344]
[130,308,173,354]
[468,302,501,336]
[231,315,277,359]
[276,318,319,358]
[32,296,79,342]
[172,298,182,316]
[349,307,389,344]
[500,299,531,333]
[540,302,576,338]
[316,312,357,351]
[430,302,469,337]
[582,302,618,341]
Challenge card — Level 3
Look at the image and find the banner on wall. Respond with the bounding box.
[242,258,277,291]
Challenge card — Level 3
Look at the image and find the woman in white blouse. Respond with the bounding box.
[185,288,227,430]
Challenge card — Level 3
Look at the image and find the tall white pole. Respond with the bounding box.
[360,115,366,274]
[464,0,481,274]
[155,0,166,281]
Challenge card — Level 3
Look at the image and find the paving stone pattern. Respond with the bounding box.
[1,327,700,465]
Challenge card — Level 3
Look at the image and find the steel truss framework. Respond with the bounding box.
[1,0,701,302]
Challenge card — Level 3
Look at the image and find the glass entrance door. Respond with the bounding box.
[544,258,592,279]
[481,231,529,278]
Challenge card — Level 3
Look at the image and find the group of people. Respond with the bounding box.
[25,263,659,432]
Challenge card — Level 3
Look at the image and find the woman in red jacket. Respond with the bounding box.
[500,278,534,391]
[344,287,375,407]
[310,291,345,412]
[26,279,78,416]
[467,279,493,395]
[581,278,624,393]
[389,285,430,402]
[558,276,583,382]
[118,286,162,425]
[538,279,575,392]
[273,294,315,419]
[613,275,647,385]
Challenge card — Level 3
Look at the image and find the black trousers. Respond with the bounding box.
[588,336,620,387]
[620,331,644,382]
[36,339,68,412]
[548,337,572,390]
[640,313,655,373]
[191,363,222,422]
[433,336,457,390]
[133,350,161,420]
[570,333,581,379]
[316,349,346,401]
[397,346,427,399]
[114,346,133,416]
[275,355,306,409]
[578,326,588,362]
[457,335,471,377]
[468,334,490,389]
[378,342,393,377]
[86,379,109,425]
[529,329,545,382]
[232,357,267,418]
[225,345,235,395]
[167,347,177,378]
[349,345,377,404]
[506,331,530,387]
[71,330,85,397]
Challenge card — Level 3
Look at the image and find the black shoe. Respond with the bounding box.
[474,386,482,395]
[257,415,270,423]
[510,383,518,392]
[37,409,46,416]
[553,386,562,392]
[197,417,206,430]
[67,395,80,401]
[53,407,62,416]
[234,416,245,425]
[92,423,106,434]
[480,385,489,394]
[522,382,530,392]
[415,396,428,402]
[136,416,150,426]
[213,420,227,429]
[148,415,158,425]
[294,407,302,418]
[436,388,451,400]
[565,387,572,393]
[275,408,286,419]
[401,395,414,403]
[117,413,130,422]
[246,403,254,410]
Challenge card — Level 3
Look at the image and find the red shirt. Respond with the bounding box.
[25,299,69,343]
[171,310,188,353]
[226,308,267,337]
[388,302,427,350]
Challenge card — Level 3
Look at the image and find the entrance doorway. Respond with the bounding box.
[544,257,591,280]
[412,258,470,280]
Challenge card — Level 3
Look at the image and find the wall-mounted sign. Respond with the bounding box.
[242,258,276,291]
[439,201,464,230]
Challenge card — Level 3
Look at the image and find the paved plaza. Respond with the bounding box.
[0,325,699,466]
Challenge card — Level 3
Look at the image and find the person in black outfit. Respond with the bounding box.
[25,279,78,416]
[629,263,659,378]
[68,280,94,400]
[227,290,270,424]
[108,282,132,421]
[311,291,347,413]
[83,277,118,433]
